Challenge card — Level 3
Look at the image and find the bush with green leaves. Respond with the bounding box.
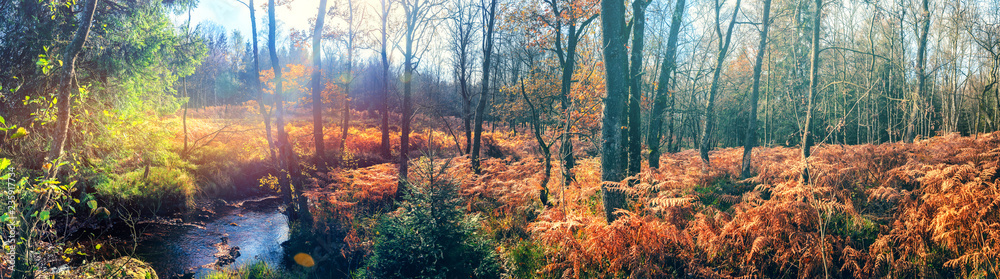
[360,159,500,279]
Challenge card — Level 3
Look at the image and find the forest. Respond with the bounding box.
[1,0,999,278]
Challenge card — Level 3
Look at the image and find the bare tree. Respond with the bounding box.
[801,0,822,184]
[904,0,931,143]
[740,0,772,179]
[537,0,598,187]
[378,0,393,160]
[398,0,446,197]
[698,0,742,168]
[449,0,477,155]
[626,0,651,176]
[269,0,295,205]
[339,0,366,160]
[338,0,365,158]
[600,0,628,223]
[236,0,277,162]
[470,0,498,174]
[647,0,685,169]
[311,0,330,163]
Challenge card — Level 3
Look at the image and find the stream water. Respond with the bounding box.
[128,196,289,278]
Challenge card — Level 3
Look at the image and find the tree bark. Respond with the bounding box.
[46,0,99,178]
[452,0,474,155]
[379,0,392,160]
[740,0,772,179]
[541,0,597,188]
[341,0,356,159]
[243,0,277,162]
[647,0,685,169]
[904,0,930,143]
[520,77,552,206]
[626,0,650,177]
[801,0,822,184]
[311,0,329,164]
[471,0,498,175]
[600,0,628,223]
[398,0,415,196]
[269,0,294,205]
[699,0,742,168]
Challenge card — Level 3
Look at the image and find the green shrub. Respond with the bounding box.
[359,178,500,278]
[94,166,195,215]
[506,240,546,279]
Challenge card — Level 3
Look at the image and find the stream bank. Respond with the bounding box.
[63,196,290,278]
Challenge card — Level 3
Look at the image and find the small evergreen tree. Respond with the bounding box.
[360,158,499,278]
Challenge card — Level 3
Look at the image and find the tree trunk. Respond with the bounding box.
[740,0,772,179]
[453,3,473,155]
[269,0,294,205]
[626,0,650,177]
[904,0,930,143]
[46,0,98,178]
[340,0,355,159]
[181,8,191,159]
[247,0,277,163]
[471,0,498,175]
[399,24,414,198]
[379,0,392,160]
[801,0,822,184]
[647,0,685,169]
[520,77,551,206]
[600,0,628,223]
[699,0,742,168]
[311,0,329,164]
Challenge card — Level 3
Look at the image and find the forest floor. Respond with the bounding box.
[251,107,1000,278]
[9,106,1000,278]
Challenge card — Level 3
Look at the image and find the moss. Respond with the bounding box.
[54,257,157,279]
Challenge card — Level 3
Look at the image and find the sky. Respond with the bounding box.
[171,0,456,81]
[170,0,373,39]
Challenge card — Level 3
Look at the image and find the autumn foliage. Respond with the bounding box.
[290,129,1000,278]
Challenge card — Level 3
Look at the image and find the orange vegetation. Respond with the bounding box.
[297,127,1000,277]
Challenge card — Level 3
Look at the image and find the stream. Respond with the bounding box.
[124,196,290,278]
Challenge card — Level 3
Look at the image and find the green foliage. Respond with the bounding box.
[94,166,196,215]
[202,260,305,279]
[0,165,79,278]
[359,178,500,279]
[505,240,546,279]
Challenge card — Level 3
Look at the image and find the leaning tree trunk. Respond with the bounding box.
[311,0,329,164]
[471,0,498,175]
[699,0,742,168]
[740,0,772,179]
[269,0,294,205]
[520,78,552,206]
[904,0,930,143]
[340,0,355,159]
[46,0,98,179]
[647,0,685,169]
[801,0,822,184]
[600,0,629,223]
[247,0,277,162]
[379,0,392,160]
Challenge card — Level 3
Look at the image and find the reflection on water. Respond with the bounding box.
[132,198,289,278]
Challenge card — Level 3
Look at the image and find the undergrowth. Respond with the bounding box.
[292,131,1000,279]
